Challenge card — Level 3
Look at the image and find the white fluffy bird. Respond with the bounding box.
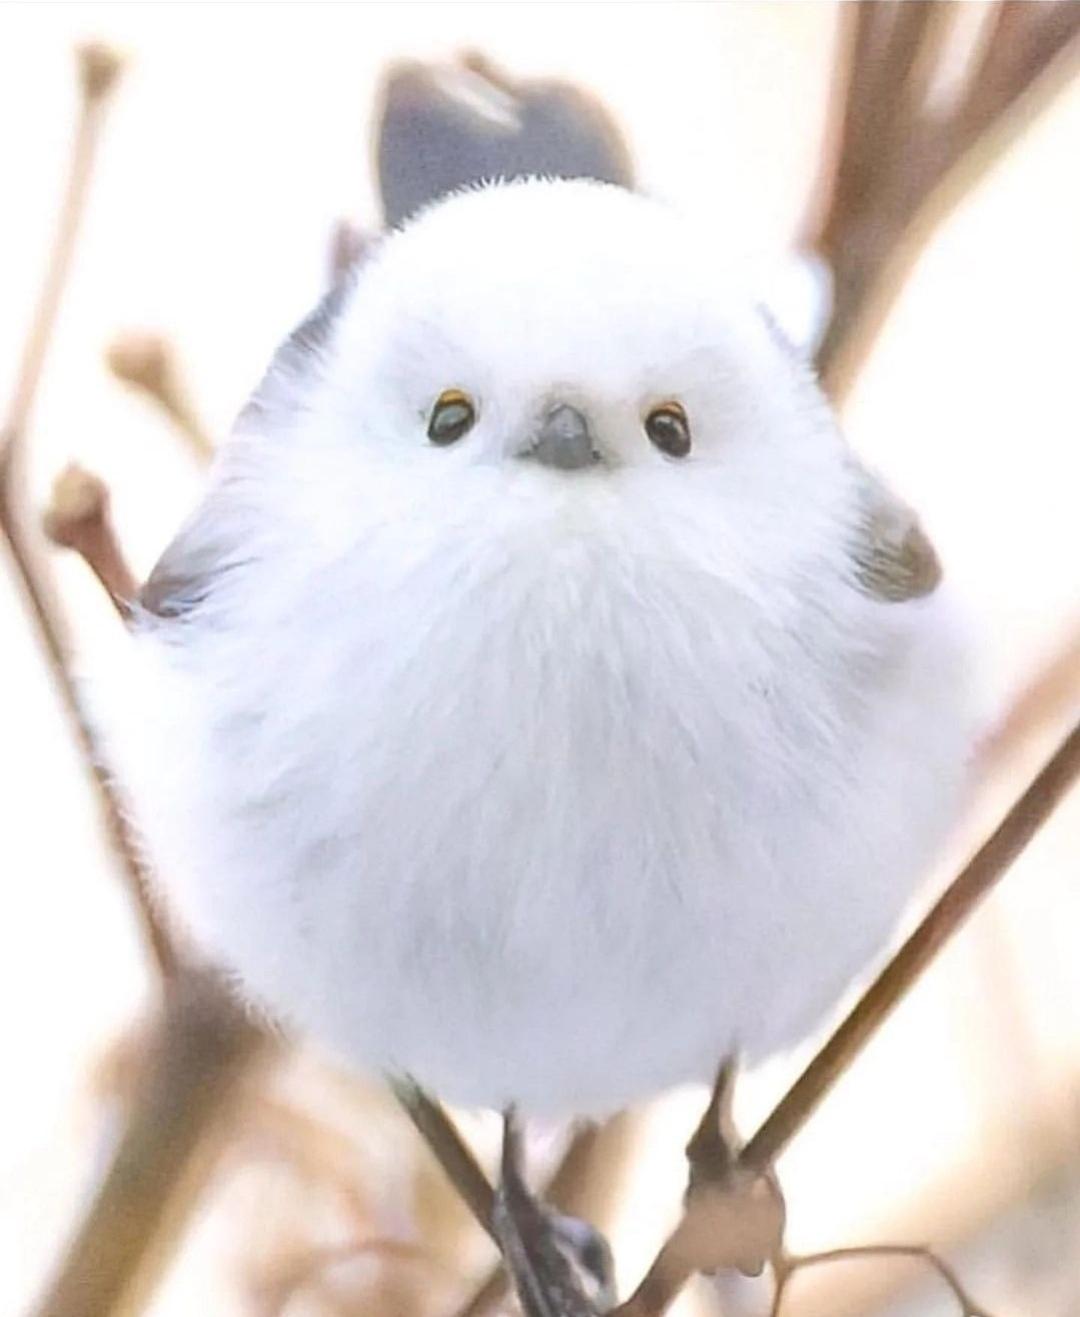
[112,179,969,1117]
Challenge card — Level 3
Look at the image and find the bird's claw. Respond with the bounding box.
[493,1111,613,1317]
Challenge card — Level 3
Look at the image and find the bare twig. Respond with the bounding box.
[809,1,1080,399]
[106,331,214,461]
[31,972,269,1317]
[956,1,1080,145]
[43,463,138,615]
[1,43,121,457]
[4,46,275,1317]
[771,1243,987,1317]
[740,717,1080,1175]
[0,42,177,980]
[617,717,1080,1317]
[390,1077,499,1241]
[545,1111,639,1231]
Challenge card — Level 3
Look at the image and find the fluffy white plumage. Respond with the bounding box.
[108,179,970,1115]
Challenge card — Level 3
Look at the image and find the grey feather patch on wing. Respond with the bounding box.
[141,484,251,620]
[849,467,942,603]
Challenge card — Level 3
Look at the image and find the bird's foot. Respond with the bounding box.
[685,1057,741,1192]
[683,1059,786,1281]
[493,1110,614,1317]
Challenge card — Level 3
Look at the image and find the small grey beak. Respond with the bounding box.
[528,404,597,470]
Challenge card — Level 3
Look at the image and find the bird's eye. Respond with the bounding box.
[428,389,476,445]
[644,402,691,458]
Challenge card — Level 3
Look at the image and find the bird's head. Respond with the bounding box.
[282,179,833,501]
[145,181,938,626]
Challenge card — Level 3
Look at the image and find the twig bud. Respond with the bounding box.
[106,332,214,461]
[77,41,124,104]
[43,463,138,612]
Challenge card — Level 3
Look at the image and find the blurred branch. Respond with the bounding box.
[253,1238,440,1317]
[390,1077,498,1240]
[43,463,137,615]
[771,1244,986,1317]
[0,41,176,980]
[2,46,272,1317]
[546,1111,640,1232]
[106,331,214,461]
[740,718,1080,1175]
[782,1085,1080,1317]
[1,43,121,451]
[617,716,1080,1317]
[32,972,270,1317]
[809,0,1080,399]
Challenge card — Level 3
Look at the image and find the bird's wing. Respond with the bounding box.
[139,480,250,620]
[848,464,942,602]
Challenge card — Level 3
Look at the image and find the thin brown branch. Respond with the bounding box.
[0,43,121,461]
[0,42,177,980]
[6,47,275,1317]
[43,464,138,615]
[772,1243,987,1317]
[822,2,940,216]
[106,331,215,461]
[617,716,1080,1317]
[810,0,1080,400]
[956,1,1080,147]
[808,3,951,381]
[740,716,1080,1175]
[0,498,162,972]
[31,971,269,1317]
[390,1077,499,1242]
[547,1110,639,1227]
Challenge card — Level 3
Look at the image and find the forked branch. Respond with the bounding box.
[809,1,1080,399]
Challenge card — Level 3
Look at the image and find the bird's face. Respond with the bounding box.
[316,179,834,505]
[249,179,857,597]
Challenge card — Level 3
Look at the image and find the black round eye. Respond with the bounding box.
[428,389,476,445]
[644,402,691,457]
